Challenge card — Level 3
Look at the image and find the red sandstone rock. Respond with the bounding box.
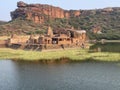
[11,1,81,24]
[92,26,101,34]
[17,1,27,7]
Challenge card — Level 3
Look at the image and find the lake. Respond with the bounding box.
[89,42,120,53]
[0,42,120,90]
[0,60,120,90]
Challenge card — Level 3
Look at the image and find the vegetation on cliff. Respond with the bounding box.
[0,2,120,40]
[0,18,47,35]
[48,7,120,40]
[68,8,120,40]
[0,21,6,25]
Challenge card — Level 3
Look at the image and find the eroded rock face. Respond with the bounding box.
[11,1,81,24]
[92,26,102,34]
[17,1,27,7]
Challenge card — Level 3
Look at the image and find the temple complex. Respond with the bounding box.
[7,27,88,50]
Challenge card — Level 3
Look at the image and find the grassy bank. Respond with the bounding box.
[0,48,120,61]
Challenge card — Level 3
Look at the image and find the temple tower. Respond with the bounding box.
[47,26,53,37]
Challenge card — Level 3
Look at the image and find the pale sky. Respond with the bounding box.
[0,0,120,21]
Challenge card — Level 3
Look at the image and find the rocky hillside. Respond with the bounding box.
[11,1,80,24]
[0,1,120,40]
[68,7,120,40]
[0,21,6,25]
[0,18,47,35]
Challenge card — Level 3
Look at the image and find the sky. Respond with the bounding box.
[0,0,120,21]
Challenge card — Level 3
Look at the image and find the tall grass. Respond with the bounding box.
[0,48,120,61]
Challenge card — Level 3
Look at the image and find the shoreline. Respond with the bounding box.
[0,48,119,62]
[1,58,120,65]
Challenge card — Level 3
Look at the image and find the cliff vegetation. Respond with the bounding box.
[0,1,120,40]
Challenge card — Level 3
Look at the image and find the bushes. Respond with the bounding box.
[1,8,120,40]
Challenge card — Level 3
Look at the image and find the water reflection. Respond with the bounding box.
[89,42,120,53]
[0,60,120,90]
[0,60,19,90]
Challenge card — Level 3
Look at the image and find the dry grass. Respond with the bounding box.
[0,48,120,61]
[0,36,10,40]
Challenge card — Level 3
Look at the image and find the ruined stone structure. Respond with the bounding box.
[92,25,102,34]
[11,1,81,24]
[7,34,29,45]
[0,40,7,48]
[7,27,87,50]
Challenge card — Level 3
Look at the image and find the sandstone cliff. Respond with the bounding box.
[1,1,120,40]
[11,1,81,24]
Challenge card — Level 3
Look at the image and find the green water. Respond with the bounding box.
[0,60,120,90]
[89,42,120,53]
[0,42,120,90]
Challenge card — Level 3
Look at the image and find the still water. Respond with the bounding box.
[89,42,120,53]
[0,60,120,90]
